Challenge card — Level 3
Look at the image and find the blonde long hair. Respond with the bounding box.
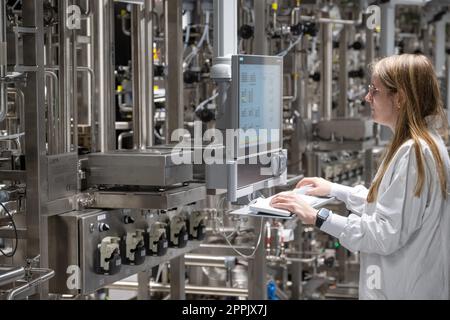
[367,54,449,203]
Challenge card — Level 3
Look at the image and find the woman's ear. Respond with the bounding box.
[393,92,401,110]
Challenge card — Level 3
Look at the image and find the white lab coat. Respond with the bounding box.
[321,130,450,300]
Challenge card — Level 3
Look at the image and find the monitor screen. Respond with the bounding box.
[233,55,283,150]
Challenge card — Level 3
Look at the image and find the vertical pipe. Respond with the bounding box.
[291,224,304,299]
[170,256,186,299]
[144,0,154,148]
[338,25,349,118]
[165,0,184,142]
[320,20,332,121]
[434,18,448,77]
[254,0,268,55]
[22,0,49,298]
[137,270,151,300]
[131,6,142,149]
[71,2,79,153]
[212,0,238,133]
[300,36,309,119]
[94,0,116,152]
[422,26,430,57]
[248,218,267,300]
[0,0,8,123]
[365,13,374,84]
[213,0,238,59]
[380,2,395,58]
[86,1,97,152]
[379,3,396,143]
[58,0,70,153]
[132,1,154,150]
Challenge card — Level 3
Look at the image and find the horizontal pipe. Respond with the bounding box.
[299,15,356,25]
[6,268,55,300]
[0,267,25,287]
[152,283,248,297]
[184,253,237,268]
[107,281,249,298]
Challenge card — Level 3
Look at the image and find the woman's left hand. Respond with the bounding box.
[270,192,318,225]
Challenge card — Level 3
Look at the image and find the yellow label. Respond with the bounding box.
[117,85,123,92]
[272,2,278,11]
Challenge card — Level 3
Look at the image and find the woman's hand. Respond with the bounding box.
[296,177,333,197]
[270,192,318,225]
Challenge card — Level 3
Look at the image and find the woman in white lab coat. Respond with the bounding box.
[271,54,450,300]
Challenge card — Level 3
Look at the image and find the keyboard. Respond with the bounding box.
[248,187,332,217]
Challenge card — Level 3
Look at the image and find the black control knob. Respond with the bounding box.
[184,70,201,84]
[154,65,165,77]
[239,24,254,39]
[291,23,304,36]
[303,21,318,37]
[123,216,135,225]
[311,72,321,82]
[349,41,363,51]
[99,223,110,232]
[196,107,215,123]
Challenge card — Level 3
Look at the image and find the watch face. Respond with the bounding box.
[316,209,330,229]
[319,208,330,219]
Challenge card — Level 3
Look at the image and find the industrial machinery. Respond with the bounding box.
[0,0,449,301]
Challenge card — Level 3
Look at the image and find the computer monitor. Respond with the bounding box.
[231,55,283,156]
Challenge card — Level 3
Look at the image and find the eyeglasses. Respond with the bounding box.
[368,84,379,97]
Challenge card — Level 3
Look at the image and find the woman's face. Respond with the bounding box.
[365,75,399,131]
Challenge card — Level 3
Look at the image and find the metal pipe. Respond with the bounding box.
[213,0,238,59]
[165,0,183,143]
[254,0,267,55]
[338,25,349,118]
[121,13,131,36]
[47,65,96,151]
[77,66,96,151]
[143,0,154,148]
[299,15,356,25]
[58,0,75,153]
[45,71,59,155]
[132,1,154,149]
[0,0,8,123]
[7,87,25,133]
[118,131,133,150]
[131,6,142,149]
[107,281,249,298]
[0,267,25,287]
[153,283,248,298]
[94,0,116,152]
[184,254,236,268]
[291,7,300,26]
[6,268,55,300]
[272,2,277,31]
[320,15,333,121]
[117,92,133,113]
